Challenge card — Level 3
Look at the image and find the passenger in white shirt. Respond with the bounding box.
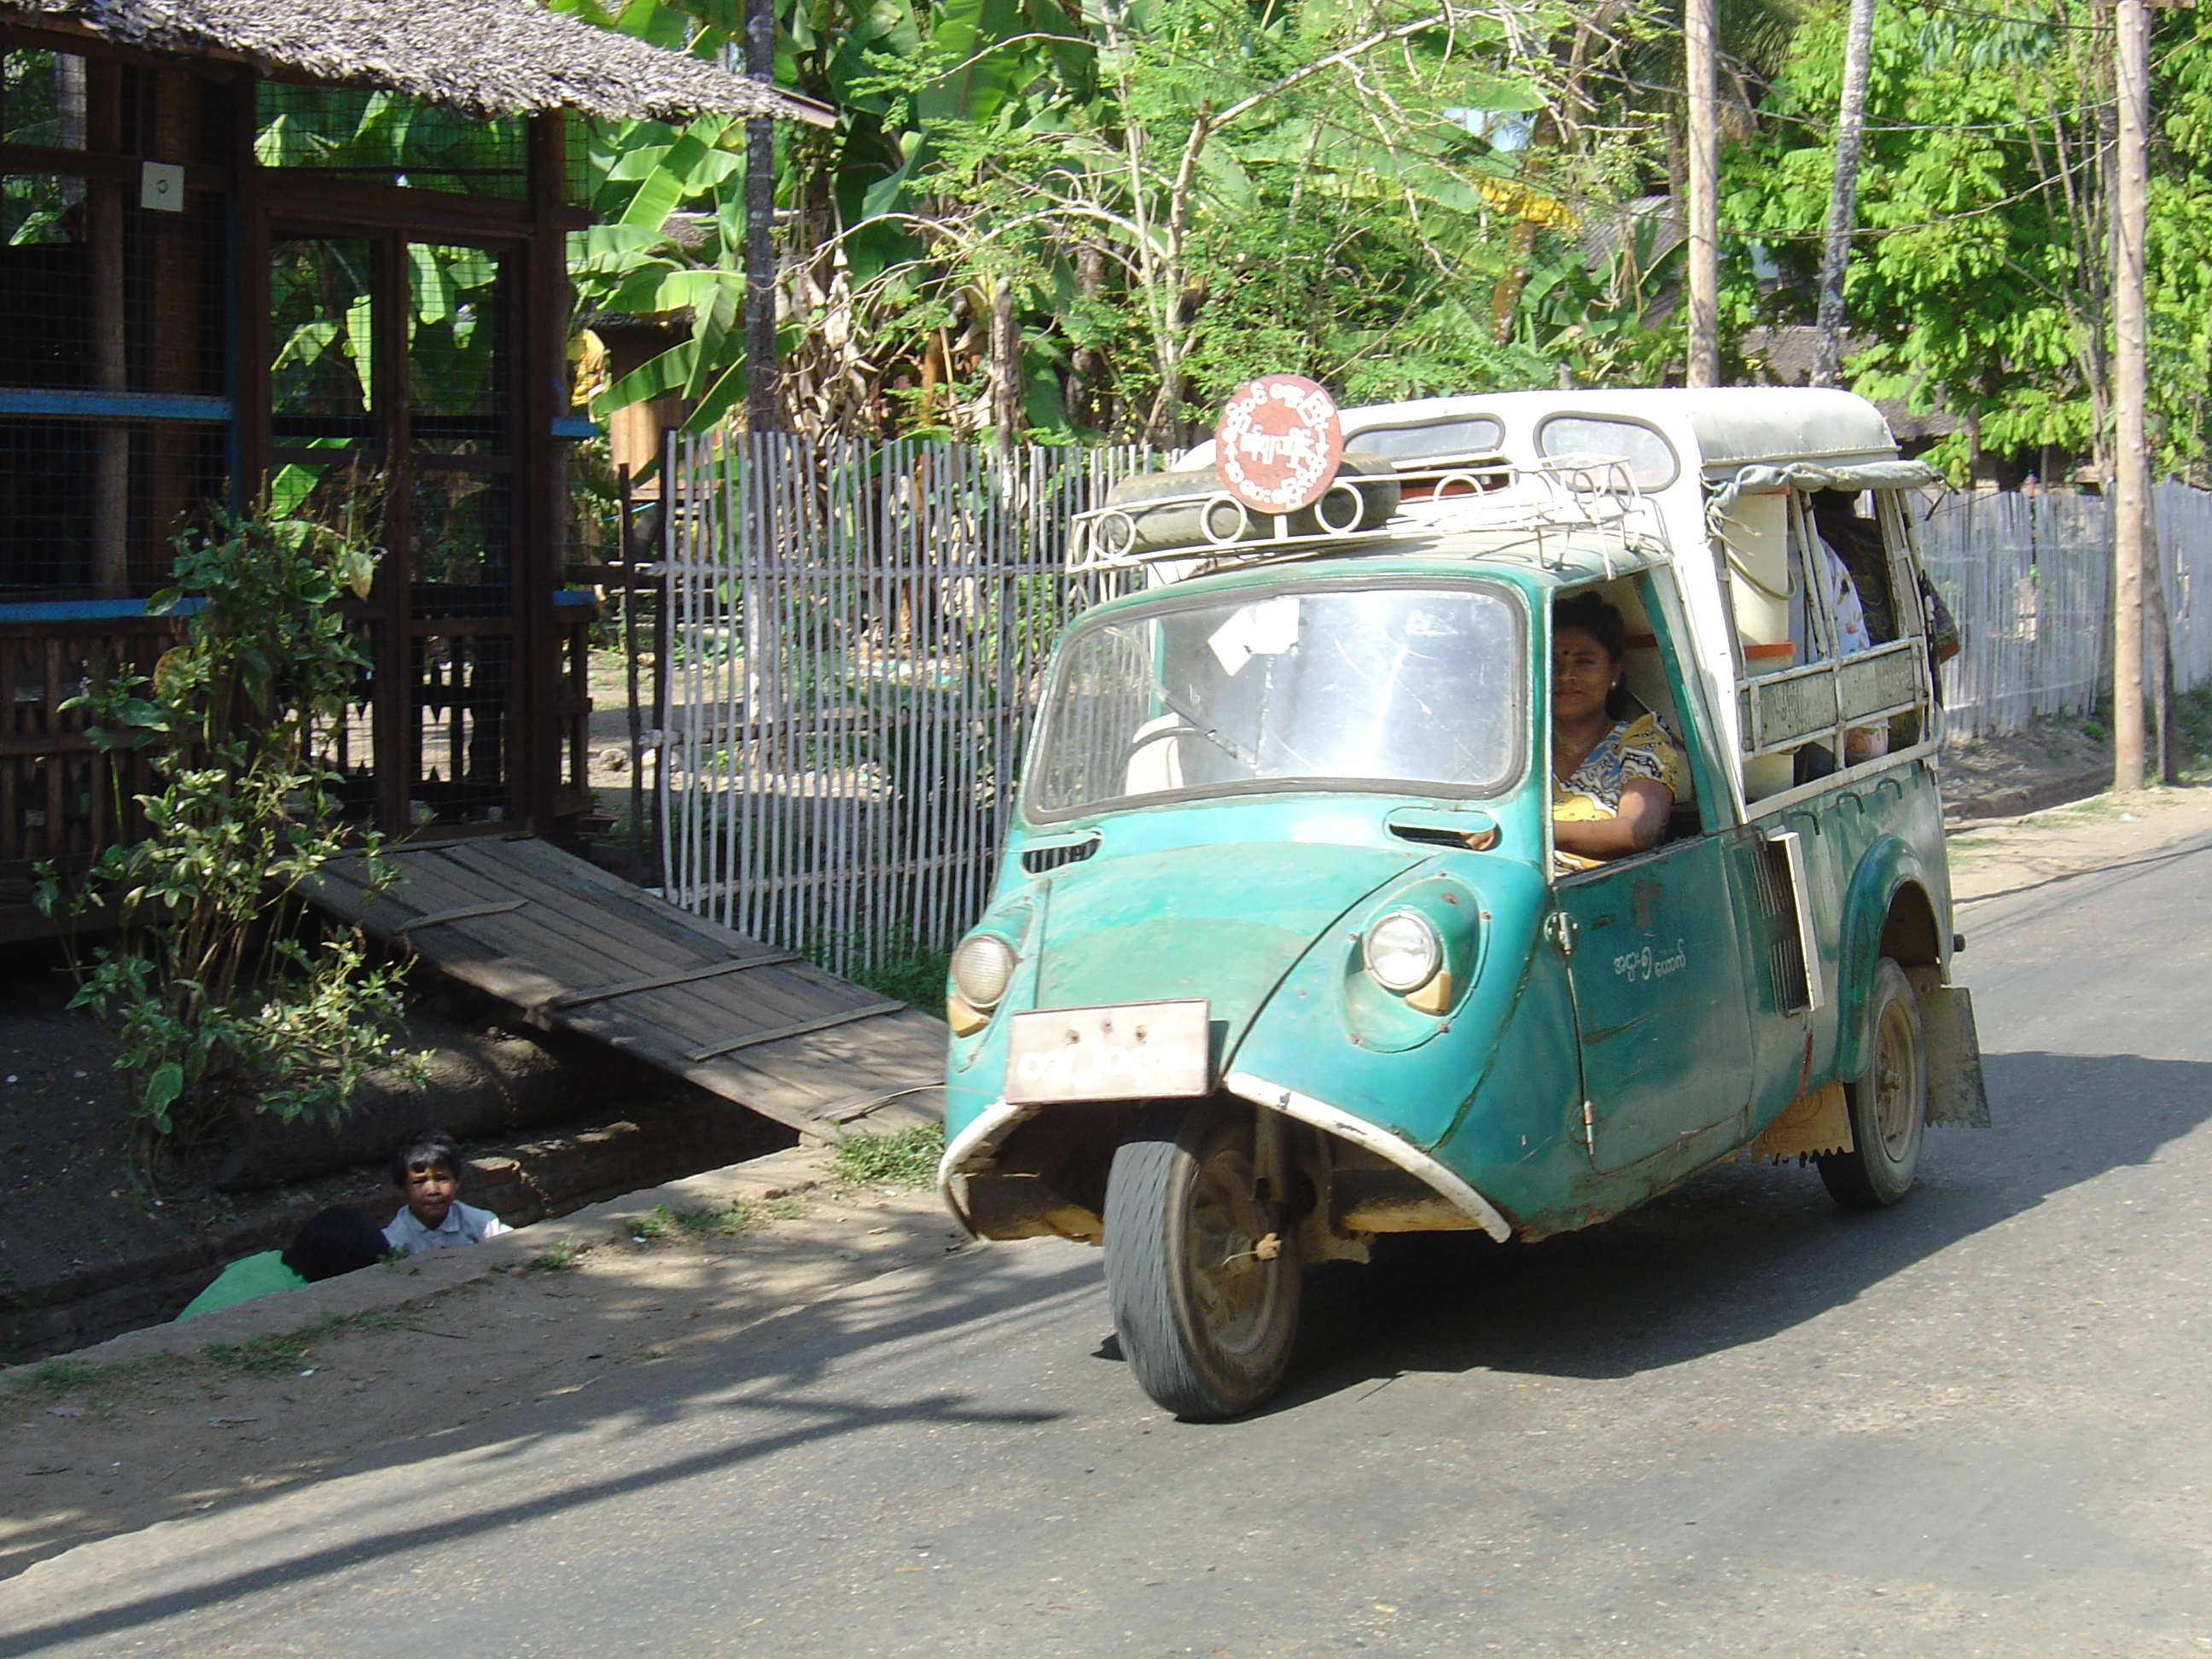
[383,1131,512,1256]
[1789,525,1889,765]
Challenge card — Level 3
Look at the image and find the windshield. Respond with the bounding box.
[1025,583,1525,819]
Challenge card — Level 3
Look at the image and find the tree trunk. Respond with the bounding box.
[1813,0,1877,388]
[1684,0,1720,387]
[2110,0,2149,792]
[742,0,779,434]
[1067,238,1106,431]
[988,277,1022,463]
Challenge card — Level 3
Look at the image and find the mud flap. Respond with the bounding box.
[1747,1080,1851,1161]
[1906,968,1991,1127]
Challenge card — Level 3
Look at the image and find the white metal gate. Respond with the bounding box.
[656,434,1149,978]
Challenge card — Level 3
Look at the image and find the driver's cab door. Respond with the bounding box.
[1551,573,1752,1173]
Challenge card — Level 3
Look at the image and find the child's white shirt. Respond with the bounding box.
[383,1200,511,1255]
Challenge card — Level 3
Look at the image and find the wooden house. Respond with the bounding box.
[0,0,825,937]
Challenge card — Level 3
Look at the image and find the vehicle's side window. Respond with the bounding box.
[1736,489,1933,796]
[1581,573,1711,839]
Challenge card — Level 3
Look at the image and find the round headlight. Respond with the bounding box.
[951,934,1016,1010]
[1363,911,1441,993]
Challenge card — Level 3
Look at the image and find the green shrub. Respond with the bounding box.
[38,491,417,1165]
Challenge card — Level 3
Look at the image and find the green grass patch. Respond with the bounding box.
[831,1121,946,1188]
[3,1310,407,1413]
[627,1196,809,1243]
[198,1310,404,1376]
[842,932,952,1015]
[3,1353,200,1413]
[2039,794,2129,824]
[533,1237,579,1272]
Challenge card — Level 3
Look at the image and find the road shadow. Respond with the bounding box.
[0,1230,1100,1653]
[1273,1048,2211,1412]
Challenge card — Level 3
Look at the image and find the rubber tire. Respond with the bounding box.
[1103,1101,1301,1420]
[1818,957,1928,1208]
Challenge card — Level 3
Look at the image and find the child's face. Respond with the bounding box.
[400,1161,458,1229]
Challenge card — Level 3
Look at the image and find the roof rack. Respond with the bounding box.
[1071,452,1673,579]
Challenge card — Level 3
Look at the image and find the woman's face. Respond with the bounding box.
[1552,625,1619,727]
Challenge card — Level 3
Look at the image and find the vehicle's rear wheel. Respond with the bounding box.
[1819,957,1928,1208]
[1103,1100,1301,1420]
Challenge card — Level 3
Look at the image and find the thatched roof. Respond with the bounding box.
[9,0,836,125]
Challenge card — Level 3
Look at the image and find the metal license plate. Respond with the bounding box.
[1004,1000,1210,1104]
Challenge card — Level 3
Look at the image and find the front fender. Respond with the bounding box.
[1231,853,1554,1155]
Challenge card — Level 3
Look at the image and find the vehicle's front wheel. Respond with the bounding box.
[1819,957,1928,1208]
[1103,1100,1301,1420]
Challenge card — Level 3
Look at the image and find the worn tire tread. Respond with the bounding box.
[1103,1102,1299,1421]
[1819,957,1927,1209]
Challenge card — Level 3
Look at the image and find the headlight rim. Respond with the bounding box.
[950,932,1018,1011]
[1362,909,1443,994]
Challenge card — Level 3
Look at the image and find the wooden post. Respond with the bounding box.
[1813,0,1877,388]
[362,230,411,835]
[742,0,778,434]
[2111,0,2149,793]
[88,60,128,596]
[1684,0,1720,388]
[519,112,571,831]
[232,73,273,507]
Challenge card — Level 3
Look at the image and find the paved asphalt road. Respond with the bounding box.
[7,835,2212,1657]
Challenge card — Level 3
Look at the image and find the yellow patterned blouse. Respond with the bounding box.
[1551,713,1688,873]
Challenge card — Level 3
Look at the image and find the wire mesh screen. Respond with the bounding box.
[0,418,229,599]
[2,175,229,395]
[659,434,1152,978]
[256,84,528,200]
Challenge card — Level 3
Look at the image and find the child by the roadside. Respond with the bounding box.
[177,1205,389,1321]
[383,1130,511,1256]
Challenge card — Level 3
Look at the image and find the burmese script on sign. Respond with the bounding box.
[1004,1000,1212,1104]
[1214,375,1344,514]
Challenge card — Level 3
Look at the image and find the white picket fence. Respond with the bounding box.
[655,433,1149,978]
[1917,481,2212,742]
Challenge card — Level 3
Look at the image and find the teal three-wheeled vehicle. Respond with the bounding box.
[937,383,1989,1419]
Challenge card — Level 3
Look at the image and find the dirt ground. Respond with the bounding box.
[1945,778,2212,904]
[1934,713,2113,817]
[0,952,396,1325]
[0,1168,967,1581]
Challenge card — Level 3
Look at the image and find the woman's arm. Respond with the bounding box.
[1552,777,1673,859]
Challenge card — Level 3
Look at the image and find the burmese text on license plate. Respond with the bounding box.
[1003,1001,1210,1104]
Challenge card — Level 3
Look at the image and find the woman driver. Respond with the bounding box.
[1548,591,1685,874]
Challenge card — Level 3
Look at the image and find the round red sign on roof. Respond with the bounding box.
[1213,375,1344,515]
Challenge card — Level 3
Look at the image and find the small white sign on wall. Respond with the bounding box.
[139,162,185,212]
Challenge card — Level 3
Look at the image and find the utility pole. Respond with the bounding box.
[1685,0,1720,387]
[742,0,778,434]
[1813,0,1877,387]
[2111,0,2149,791]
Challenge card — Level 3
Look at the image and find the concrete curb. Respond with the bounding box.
[1,1145,836,1380]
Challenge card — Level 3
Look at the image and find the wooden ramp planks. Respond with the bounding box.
[312,835,944,1138]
